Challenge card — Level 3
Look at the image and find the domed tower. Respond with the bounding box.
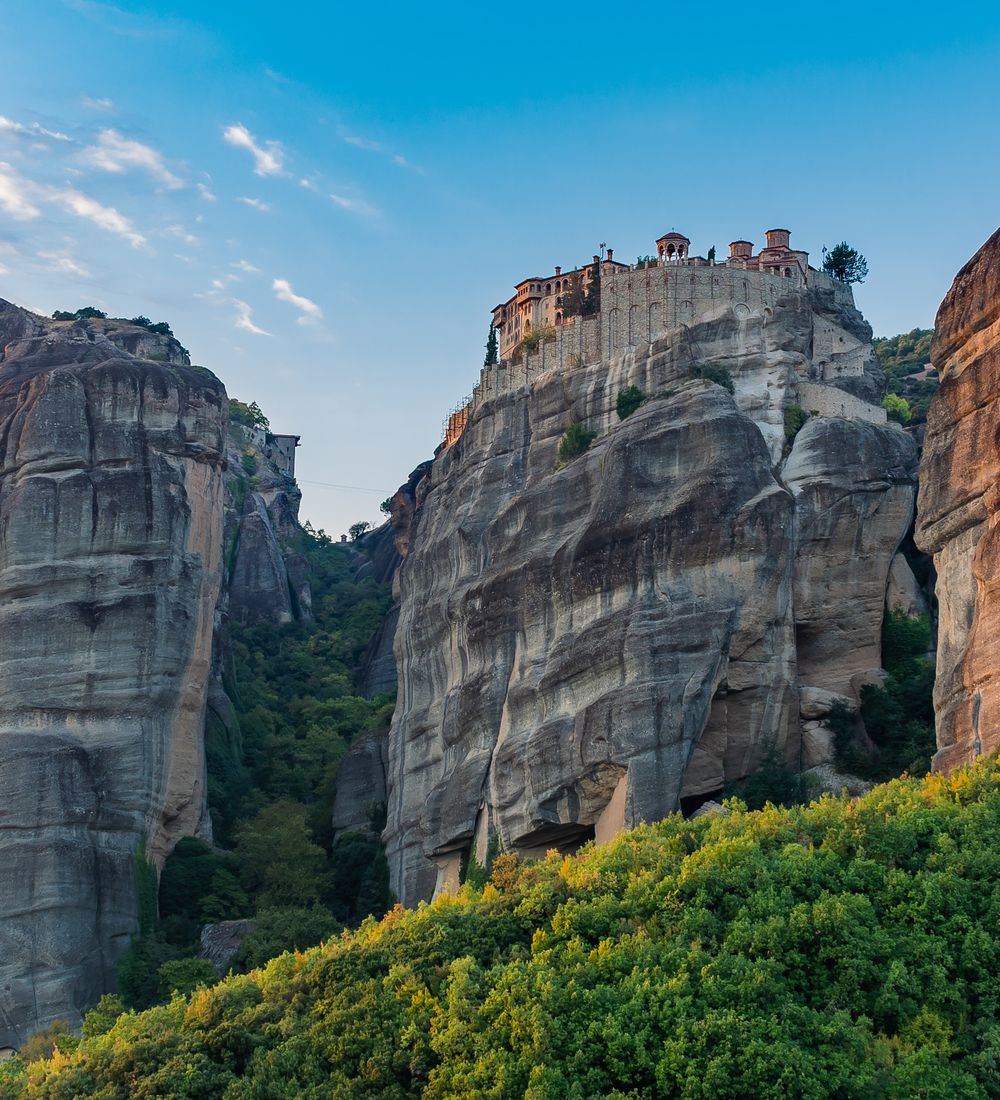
[656,231,690,263]
[729,240,754,260]
[765,228,791,250]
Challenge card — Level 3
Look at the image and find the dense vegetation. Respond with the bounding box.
[8,757,1000,1097]
[114,406,396,1012]
[51,306,175,336]
[874,328,937,425]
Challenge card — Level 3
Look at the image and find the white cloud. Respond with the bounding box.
[0,116,70,142]
[329,191,380,219]
[197,182,216,202]
[340,128,422,174]
[82,129,184,189]
[38,247,91,278]
[272,277,322,323]
[233,299,270,336]
[164,224,198,244]
[81,95,115,111]
[299,177,317,191]
[233,259,259,273]
[0,163,41,219]
[223,123,284,177]
[48,185,146,247]
[237,196,270,212]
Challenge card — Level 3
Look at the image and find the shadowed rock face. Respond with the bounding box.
[0,301,227,1047]
[385,294,917,905]
[916,227,1000,772]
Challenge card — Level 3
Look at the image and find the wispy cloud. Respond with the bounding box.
[48,184,146,247]
[82,129,184,189]
[223,123,284,177]
[164,223,198,244]
[0,163,42,219]
[196,182,216,202]
[299,177,318,191]
[238,196,271,212]
[63,0,181,39]
[272,278,322,324]
[233,298,270,336]
[233,259,259,273]
[329,191,380,219]
[340,128,422,174]
[38,246,91,278]
[0,115,70,142]
[81,95,115,111]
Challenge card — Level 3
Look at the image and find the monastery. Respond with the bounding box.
[442,226,877,449]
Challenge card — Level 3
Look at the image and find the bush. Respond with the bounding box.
[51,306,107,321]
[691,363,734,393]
[348,521,371,541]
[725,743,805,809]
[80,994,126,1039]
[241,449,258,477]
[235,906,340,969]
[158,958,217,998]
[784,403,809,444]
[615,385,645,420]
[556,421,597,466]
[883,392,912,424]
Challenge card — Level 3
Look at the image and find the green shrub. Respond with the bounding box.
[80,994,126,1039]
[158,958,217,999]
[883,392,912,424]
[240,449,258,476]
[725,743,805,809]
[691,363,734,393]
[784,403,809,444]
[235,906,340,969]
[556,420,597,466]
[615,385,645,420]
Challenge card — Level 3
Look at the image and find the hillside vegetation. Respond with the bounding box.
[874,328,937,425]
[7,758,1000,1098]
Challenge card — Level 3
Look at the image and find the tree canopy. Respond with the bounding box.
[8,756,1000,1097]
[822,241,869,284]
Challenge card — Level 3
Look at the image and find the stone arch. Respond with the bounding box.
[649,301,661,336]
[628,304,641,345]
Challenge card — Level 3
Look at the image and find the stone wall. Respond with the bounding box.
[797,382,887,424]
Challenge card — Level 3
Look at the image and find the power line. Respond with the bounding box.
[297,478,392,495]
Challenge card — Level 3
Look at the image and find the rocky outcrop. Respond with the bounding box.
[385,290,917,904]
[916,227,1000,771]
[0,300,227,1047]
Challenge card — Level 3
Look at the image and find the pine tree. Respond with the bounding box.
[484,323,498,366]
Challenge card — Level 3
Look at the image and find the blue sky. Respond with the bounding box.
[1,1,998,536]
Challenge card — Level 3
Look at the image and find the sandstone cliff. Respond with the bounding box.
[916,227,1000,771]
[386,291,918,903]
[0,301,227,1048]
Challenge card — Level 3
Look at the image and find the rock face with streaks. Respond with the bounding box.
[916,227,1000,771]
[0,301,227,1048]
[385,289,918,904]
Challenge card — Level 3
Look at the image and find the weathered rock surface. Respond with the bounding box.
[331,728,389,837]
[886,552,929,618]
[916,226,1000,771]
[386,290,917,904]
[199,919,255,976]
[0,300,227,1047]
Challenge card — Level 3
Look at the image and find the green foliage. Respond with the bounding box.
[874,329,937,426]
[784,403,809,444]
[227,398,270,432]
[21,757,1000,1097]
[484,322,498,366]
[839,611,935,781]
[127,315,175,336]
[707,245,716,263]
[158,958,217,999]
[81,994,126,1040]
[51,306,107,321]
[235,906,341,969]
[117,935,182,1010]
[380,497,392,515]
[348,520,370,541]
[725,743,806,810]
[234,801,333,908]
[556,420,597,466]
[240,448,258,476]
[16,1021,77,1064]
[882,392,912,424]
[634,254,657,269]
[521,325,555,352]
[822,240,869,284]
[615,385,645,420]
[691,363,735,394]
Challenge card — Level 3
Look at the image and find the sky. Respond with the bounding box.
[1,1,998,536]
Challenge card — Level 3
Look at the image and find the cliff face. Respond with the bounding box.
[916,227,1000,771]
[386,291,918,904]
[0,301,227,1048]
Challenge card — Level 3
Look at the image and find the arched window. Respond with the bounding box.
[556,312,562,323]
[546,283,551,293]
[784,267,792,277]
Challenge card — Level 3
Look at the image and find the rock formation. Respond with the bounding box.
[916,227,1000,771]
[385,288,918,904]
[0,301,227,1048]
